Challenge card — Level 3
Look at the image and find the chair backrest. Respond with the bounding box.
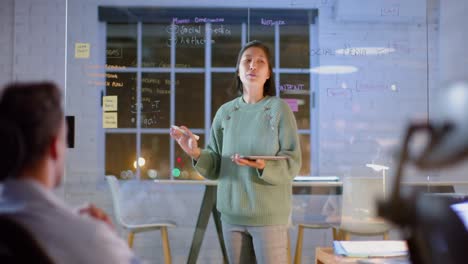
[0,215,54,264]
[105,175,126,226]
[340,176,390,235]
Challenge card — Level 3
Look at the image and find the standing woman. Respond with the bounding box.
[170,40,301,264]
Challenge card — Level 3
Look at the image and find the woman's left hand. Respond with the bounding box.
[231,153,265,170]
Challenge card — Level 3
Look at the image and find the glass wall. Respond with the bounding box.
[99,8,317,179]
[62,1,465,263]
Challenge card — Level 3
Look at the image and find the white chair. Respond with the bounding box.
[337,176,390,240]
[293,195,341,264]
[293,177,390,263]
[293,222,337,264]
[105,175,176,264]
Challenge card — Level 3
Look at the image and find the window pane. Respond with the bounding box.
[141,134,171,180]
[249,9,282,66]
[279,73,310,129]
[106,134,136,179]
[105,72,136,128]
[141,73,170,128]
[106,24,137,67]
[280,24,309,68]
[211,73,238,121]
[249,23,275,66]
[174,23,205,67]
[212,24,242,67]
[175,74,205,128]
[299,134,311,176]
[174,135,206,180]
[103,8,316,183]
[142,24,170,68]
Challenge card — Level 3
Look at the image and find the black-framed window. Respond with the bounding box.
[100,7,318,179]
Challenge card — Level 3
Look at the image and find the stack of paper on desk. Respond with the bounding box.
[334,240,408,257]
[356,258,410,264]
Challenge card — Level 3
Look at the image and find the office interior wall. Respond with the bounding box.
[0,0,14,88]
[439,0,468,85]
[4,0,468,262]
[436,0,468,191]
[0,0,66,89]
[318,0,434,181]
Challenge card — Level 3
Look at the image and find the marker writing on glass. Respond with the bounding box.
[171,125,200,140]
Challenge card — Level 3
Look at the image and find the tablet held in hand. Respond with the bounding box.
[239,155,289,161]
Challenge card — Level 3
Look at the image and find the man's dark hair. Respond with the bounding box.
[234,40,276,96]
[0,82,63,180]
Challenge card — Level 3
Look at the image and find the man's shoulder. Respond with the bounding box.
[24,209,135,264]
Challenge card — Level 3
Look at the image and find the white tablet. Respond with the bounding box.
[239,155,289,160]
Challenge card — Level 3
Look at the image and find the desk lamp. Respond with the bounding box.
[378,82,468,264]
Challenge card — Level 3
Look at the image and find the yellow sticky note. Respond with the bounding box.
[75,43,90,58]
[103,96,118,112]
[103,112,118,128]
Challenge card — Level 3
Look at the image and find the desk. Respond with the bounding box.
[154,179,342,264]
[315,247,410,264]
[154,180,227,264]
[154,180,467,264]
[316,247,356,264]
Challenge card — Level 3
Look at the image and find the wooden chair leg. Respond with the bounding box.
[332,228,339,241]
[342,230,350,241]
[161,227,172,264]
[293,225,304,264]
[127,232,134,248]
[383,231,389,240]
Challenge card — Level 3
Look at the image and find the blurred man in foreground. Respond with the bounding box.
[0,82,139,264]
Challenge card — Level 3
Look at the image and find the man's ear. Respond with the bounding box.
[49,135,60,161]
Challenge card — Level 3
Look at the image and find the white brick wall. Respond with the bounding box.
[440,0,468,85]
[8,0,66,88]
[0,0,14,87]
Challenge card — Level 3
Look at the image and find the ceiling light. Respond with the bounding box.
[310,65,358,74]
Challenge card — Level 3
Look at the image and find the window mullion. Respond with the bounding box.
[275,23,280,97]
[136,22,142,179]
[310,22,319,176]
[205,22,212,147]
[100,22,107,180]
[241,22,247,45]
[169,22,176,179]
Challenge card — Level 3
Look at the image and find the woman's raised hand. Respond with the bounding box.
[170,125,201,160]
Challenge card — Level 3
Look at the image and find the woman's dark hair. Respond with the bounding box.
[235,40,276,96]
[0,82,63,181]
